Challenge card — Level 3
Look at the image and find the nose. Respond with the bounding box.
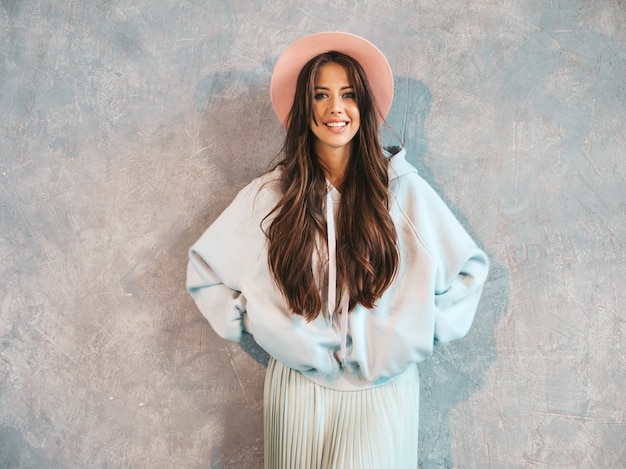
[329,95,343,114]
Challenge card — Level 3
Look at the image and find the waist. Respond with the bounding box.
[280,358,420,392]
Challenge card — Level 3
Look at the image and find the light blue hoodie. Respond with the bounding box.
[187,148,489,390]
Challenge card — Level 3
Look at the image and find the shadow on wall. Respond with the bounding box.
[192,59,285,190]
[0,425,61,468]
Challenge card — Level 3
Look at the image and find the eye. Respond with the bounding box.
[314,92,328,100]
[343,92,356,99]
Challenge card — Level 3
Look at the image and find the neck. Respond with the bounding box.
[315,144,351,190]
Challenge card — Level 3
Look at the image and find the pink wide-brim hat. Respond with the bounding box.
[270,32,394,127]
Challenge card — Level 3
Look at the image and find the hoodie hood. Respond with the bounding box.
[384,146,418,180]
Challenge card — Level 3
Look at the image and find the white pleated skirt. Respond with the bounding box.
[264,357,420,469]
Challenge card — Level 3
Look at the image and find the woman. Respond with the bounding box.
[187,32,489,469]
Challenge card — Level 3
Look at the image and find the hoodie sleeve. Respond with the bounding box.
[397,171,489,345]
[186,178,270,342]
[187,251,247,342]
[420,178,489,345]
[432,245,489,345]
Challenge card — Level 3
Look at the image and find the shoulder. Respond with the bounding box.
[229,166,282,218]
[237,166,282,197]
[385,148,469,249]
[385,147,435,202]
[385,147,418,181]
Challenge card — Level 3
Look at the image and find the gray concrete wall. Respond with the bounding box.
[1,1,624,467]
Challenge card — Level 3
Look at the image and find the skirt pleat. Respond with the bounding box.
[264,358,420,469]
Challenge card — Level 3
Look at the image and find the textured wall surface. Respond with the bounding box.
[1,1,625,468]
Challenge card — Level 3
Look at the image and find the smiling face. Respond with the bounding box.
[310,62,361,161]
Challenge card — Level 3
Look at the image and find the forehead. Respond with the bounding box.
[314,62,352,85]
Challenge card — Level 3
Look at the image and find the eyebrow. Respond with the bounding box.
[314,85,354,90]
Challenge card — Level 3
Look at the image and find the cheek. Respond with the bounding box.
[349,103,360,119]
[350,105,361,124]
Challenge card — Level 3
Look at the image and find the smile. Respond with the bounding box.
[325,122,348,128]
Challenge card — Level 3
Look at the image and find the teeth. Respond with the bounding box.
[326,122,347,128]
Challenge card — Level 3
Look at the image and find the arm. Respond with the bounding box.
[187,247,248,342]
[396,171,489,344]
[186,177,273,342]
[421,180,489,344]
[433,248,489,345]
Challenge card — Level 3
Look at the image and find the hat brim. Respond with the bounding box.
[270,32,393,127]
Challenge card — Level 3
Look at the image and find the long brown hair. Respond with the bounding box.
[266,51,399,321]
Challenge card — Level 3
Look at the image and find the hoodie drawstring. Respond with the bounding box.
[339,289,349,365]
[326,188,349,365]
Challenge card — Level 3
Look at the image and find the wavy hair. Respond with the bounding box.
[265,51,399,321]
